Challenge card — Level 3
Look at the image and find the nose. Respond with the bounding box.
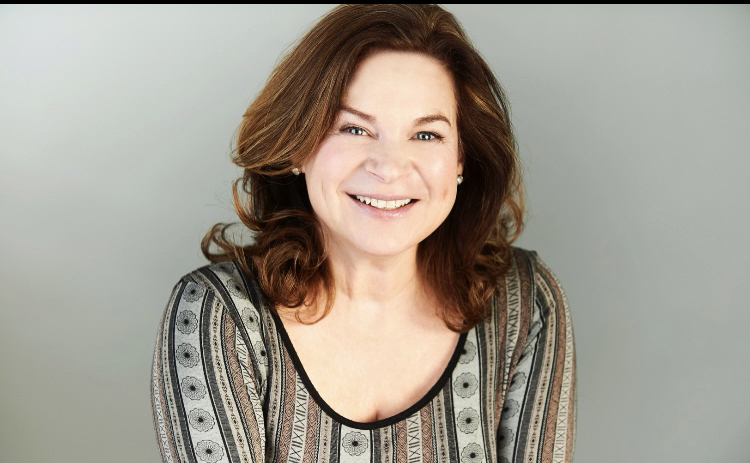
[364,141,410,183]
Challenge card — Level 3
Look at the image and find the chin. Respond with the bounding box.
[347,235,420,259]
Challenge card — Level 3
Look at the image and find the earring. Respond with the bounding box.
[291,167,300,176]
[457,175,464,185]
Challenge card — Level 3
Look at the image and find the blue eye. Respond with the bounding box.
[342,125,366,136]
[416,132,442,141]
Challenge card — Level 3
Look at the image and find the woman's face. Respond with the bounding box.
[302,51,462,260]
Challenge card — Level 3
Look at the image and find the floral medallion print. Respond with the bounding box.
[459,341,476,364]
[457,407,480,434]
[226,279,247,299]
[497,427,514,448]
[254,341,268,366]
[181,376,207,400]
[183,282,205,302]
[176,343,200,368]
[242,308,260,332]
[195,440,223,463]
[501,399,519,420]
[454,372,479,399]
[342,431,368,456]
[509,372,526,392]
[217,262,235,275]
[188,408,215,432]
[460,442,484,463]
[176,310,198,335]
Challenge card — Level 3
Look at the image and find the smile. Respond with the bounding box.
[354,195,413,210]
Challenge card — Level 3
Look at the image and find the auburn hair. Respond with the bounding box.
[202,4,524,332]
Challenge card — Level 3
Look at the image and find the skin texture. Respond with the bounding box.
[279,51,465,421]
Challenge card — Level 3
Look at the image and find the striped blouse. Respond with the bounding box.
[151,247,576,463]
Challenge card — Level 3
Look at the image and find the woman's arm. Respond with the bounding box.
[151,276,266,463]
[499,252,577,462]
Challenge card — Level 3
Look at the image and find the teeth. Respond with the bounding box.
[355,195,412,210]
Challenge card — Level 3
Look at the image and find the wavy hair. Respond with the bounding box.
[202,4,524,332]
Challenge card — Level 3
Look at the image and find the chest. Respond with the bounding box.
[279,316,461,423]
[259,309,500,463]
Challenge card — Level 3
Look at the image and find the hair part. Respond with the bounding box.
[203,4,524,332]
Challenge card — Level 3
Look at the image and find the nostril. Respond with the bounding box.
[364,158,411,183]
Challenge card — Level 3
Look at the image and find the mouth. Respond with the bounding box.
[348,194,418,211]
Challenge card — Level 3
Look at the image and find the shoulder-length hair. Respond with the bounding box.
[202,4,523,332]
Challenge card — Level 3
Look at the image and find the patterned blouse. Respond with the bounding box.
[151,248,576,463]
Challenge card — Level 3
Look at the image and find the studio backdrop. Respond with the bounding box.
[0,4,748,462]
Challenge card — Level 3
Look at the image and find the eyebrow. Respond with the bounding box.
[340,105,451,127]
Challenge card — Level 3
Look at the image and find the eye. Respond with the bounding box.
[415,131,443,141]
[341,125,367,136]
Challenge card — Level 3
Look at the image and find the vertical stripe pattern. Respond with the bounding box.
[152,248,576,462]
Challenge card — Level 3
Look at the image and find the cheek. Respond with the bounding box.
[303,139,357,207]
[442,180,458,205]
[423,153,459,198]
[306,137,356,174]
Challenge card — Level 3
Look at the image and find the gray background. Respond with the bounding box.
[1,4,748,462]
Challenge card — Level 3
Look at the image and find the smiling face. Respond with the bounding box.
[302,51,462,261]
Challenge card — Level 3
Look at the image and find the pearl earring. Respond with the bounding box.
[291,167,300,176]
[457,175,464,185]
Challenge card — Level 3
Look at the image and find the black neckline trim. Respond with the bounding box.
[268,306,468,430]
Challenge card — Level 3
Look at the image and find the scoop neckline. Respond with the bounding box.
[267,306,468,430]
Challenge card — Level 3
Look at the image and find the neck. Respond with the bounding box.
[320,238,435,327]
[333,248,418,300]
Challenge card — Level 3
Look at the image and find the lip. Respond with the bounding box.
[346,193,417,201]
[348,194,417,217]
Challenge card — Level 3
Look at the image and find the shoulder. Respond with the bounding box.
[167,261,272,351]
[160,260,273,391]
[507,246,556,281]
[495,248,577,462]
[513,247,569,319]
[498,246,571,352]
[505,246,568,312]
[177,261,259,307]
[172,261,272,329]
[176,260,272,335]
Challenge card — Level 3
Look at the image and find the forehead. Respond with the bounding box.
[341,51,457,121]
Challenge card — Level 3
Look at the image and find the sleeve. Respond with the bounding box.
[151,276,267,463]
[498,252,577,463]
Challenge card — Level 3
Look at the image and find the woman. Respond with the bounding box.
[152,4,576,463]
